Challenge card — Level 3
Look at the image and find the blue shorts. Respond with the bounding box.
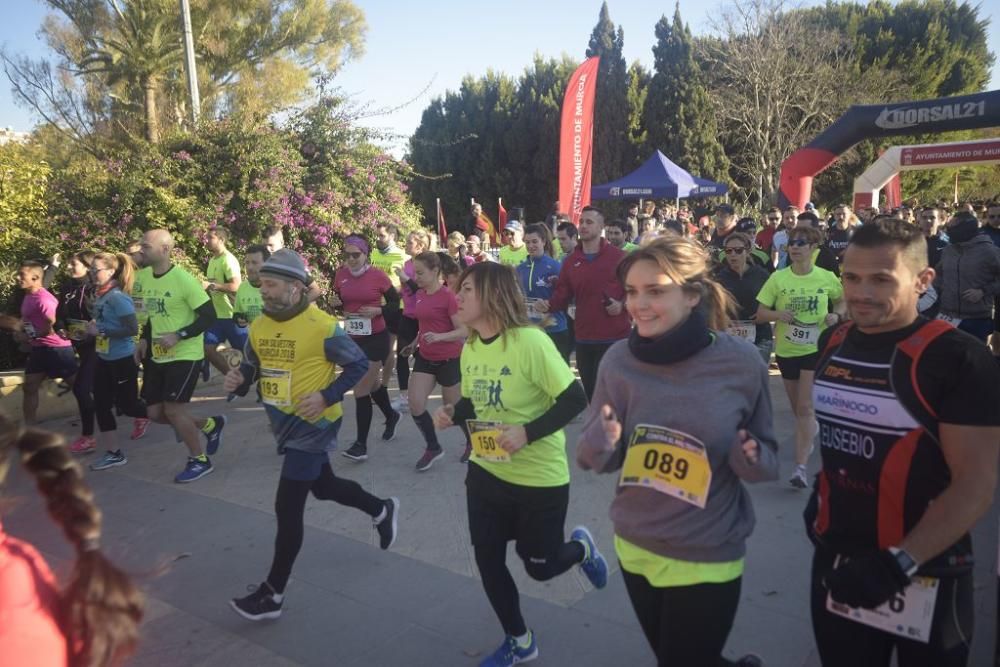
[278,420,342,481]
[281,449,332,481]
[205,319,248,348]
[25,345,78,379]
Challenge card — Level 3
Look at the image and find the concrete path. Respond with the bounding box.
[3,370,996,666]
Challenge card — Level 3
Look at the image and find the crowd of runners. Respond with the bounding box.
[2,198,1000,667]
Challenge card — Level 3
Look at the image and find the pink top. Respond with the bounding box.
[413,286,462,361]
[0,523,68,666]
[400,259,418,315]
[21,289,70,348]
[334,266,392,337]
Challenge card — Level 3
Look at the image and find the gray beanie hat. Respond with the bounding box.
[260,249,312,285]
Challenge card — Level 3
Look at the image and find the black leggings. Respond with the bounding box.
[575,342,613,402]
[73,344,97,436]
[547,330,572,365]
[267,465,384,593]
[622,568,741,667]
[811,548,972,666]
[93,355,146,432]
[474,540,582,637]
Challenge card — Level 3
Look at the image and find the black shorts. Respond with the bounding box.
[353,330,391,362]
[466,462,569,561]
[140,359,200,405]
[397,315,419,347]
[412,350,460,386]
[25,346,78,379]
[777,353,819,380]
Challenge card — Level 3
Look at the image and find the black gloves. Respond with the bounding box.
[825,550,911,609]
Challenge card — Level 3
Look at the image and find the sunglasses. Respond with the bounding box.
[788,239,812,247]
[724,247,747,255]
[343,252,363,259]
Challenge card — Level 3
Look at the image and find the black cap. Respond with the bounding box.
[735,217,757,233]
[715,203,735,215]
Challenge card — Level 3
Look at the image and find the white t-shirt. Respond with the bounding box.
[772,229,789,269]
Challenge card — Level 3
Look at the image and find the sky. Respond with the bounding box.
[1,0,998,156]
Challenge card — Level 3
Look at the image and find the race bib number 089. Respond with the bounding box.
[620,424,712,508]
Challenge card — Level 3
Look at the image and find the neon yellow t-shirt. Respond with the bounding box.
[498,245,528,267]
[462,327,575,487]
[615,535,744,587]
[249,305,344,425]
[234,281,264,325]
[756,266,843,358]
[133,265,209,362]
[206,250,241,318]
[371,247,409,289]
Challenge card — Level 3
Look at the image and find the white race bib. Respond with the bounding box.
[567,304,577,320]
[259,368,292,407]
[936,313,962,327]
[344,317,372,336]
[525,298,541,321]
[826,571,939,644]
[785,322,819,346]
[727,320,756,341]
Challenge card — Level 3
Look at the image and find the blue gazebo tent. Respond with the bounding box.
[590,150,728,200]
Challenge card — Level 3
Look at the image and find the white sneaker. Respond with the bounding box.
[789,467,809,489]
[392,395,409,413]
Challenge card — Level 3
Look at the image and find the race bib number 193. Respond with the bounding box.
[259,368,292,407]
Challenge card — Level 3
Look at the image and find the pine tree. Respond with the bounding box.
[586,2,634,184]
[644,4,729,182]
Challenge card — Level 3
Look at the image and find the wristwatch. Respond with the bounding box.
[177,329,189,340]
[889,547,919,577]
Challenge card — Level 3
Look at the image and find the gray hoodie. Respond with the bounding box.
[934,234,1000,320]
[577,334,779,563]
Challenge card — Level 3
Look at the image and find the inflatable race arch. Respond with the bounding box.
[852,138,1000,210]
[779,90,1000,210]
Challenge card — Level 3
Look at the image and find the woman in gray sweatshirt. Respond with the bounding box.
[577,236,780,667]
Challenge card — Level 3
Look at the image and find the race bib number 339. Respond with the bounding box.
[620,424,712,508]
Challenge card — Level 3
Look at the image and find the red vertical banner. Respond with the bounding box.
[498,198,507,229]
[436,198,448,247]
[559,57,600,226]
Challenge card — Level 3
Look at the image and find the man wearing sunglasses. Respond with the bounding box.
[756,207,781,255]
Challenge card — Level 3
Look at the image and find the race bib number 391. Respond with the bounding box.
[620,424,712,508]
[785,321,819,346]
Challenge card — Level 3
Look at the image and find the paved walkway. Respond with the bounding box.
[3,372,996,666]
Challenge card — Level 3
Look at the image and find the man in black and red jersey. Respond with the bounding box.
[805,218,1000,666]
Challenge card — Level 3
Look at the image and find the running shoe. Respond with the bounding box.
[342,441,368,462]
[479,632,538,667]
[571,525,608,589]
[130,417,150,440]
[90,450,127,471]
[415,447,444,472]
[789,467,809,489]
[229,582,283,621]
[175,456,214,483]
[382,410,401,441]
[375,497,400,550]
[69,435,96,454]
[204,415,227,455]
[460,442,472,464]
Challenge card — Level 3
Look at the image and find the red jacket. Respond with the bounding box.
[549,238,630,342]
[0,523,67,666]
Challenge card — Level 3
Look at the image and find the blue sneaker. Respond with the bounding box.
[479,632,538,667]
[571,525,608,589]
[205,415,227,455]
[175,456,214,483]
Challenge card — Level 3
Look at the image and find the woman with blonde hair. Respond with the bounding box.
[0,413,144,665]
[86,252,149,471]
[433,262,604,667]
[578,236,778,667]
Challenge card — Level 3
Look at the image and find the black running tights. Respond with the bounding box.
[621,568,741,667]
[267,465,384,593]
